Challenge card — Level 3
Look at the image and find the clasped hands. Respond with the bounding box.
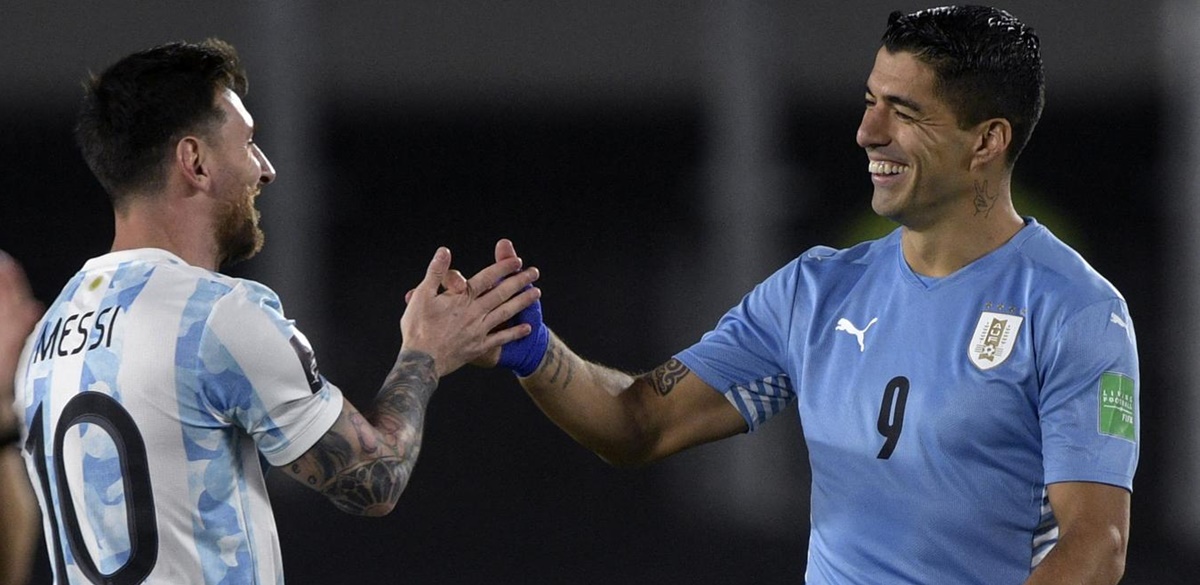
[400,239,547,378]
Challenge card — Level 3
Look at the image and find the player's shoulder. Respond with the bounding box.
[1014,219,1125,306]
[792,227,899,274]
[747,230,898,306]
[220,278,283,309]
[164,269,289,348]
[83,248,283,315]
[197,277,286,325]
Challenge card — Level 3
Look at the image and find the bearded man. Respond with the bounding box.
[15,39,541,584]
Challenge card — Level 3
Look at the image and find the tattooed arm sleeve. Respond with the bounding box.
[281,350,438,516]
[518,331,746,466]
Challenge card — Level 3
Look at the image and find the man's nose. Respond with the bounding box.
[255,145,276,185]
[856,107,889,149]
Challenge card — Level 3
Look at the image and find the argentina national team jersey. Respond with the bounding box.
[676,218,1139,584]
[14,248,344,584]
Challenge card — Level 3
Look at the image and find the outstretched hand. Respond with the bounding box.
[400,242,540,378]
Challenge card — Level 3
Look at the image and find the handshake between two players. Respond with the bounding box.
[402,238,548,380]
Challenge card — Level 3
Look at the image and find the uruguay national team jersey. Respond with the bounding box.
[676,219,1139,584]
[14,248,344,584]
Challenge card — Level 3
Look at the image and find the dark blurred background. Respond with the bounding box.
[2,1,1197,583]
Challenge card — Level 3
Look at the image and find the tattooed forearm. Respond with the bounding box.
[373,349,438,454]
[288,349,439,516]
[539,336,576,389]
[642,358,689,396]
[973,180,998,217]
[322,459,408,516]
[292,428,356,487]
[376,349,438,414]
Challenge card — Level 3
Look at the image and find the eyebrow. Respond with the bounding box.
[865,85,924,114]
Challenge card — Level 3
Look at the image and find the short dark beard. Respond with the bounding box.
[215,184,264,267]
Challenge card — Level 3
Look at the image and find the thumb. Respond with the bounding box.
[416,247,451,298]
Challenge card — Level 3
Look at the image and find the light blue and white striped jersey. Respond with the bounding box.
[15,248,344,584]
[676,219,1139,584]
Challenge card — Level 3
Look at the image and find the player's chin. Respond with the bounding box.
[870,193,899,219]
[871,182,918,218]
[219,226,265,268]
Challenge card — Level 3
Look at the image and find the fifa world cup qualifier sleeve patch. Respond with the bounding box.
[289,332,324,393]
[1098,372,1136,441]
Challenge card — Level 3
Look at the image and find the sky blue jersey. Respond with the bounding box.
[676,219,1139,584]
[14,249,344,584]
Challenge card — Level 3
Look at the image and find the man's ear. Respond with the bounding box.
[175,136,209,191]
[970,118,1012,171]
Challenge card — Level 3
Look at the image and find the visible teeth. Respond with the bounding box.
[869,161,909,175]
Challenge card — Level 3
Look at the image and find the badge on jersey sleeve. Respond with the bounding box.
[1098,372,1136,441]
[969,311,1023,370]
[288,330,324,393]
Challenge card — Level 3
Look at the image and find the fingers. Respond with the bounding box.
[442,269,468,295]
[469,265,539,322]
[484,266,539,302]
[461,238,521,295]
[465,256,523,296]
[408,250,464,302]
[413,247,451,299]
[484,317,534,347]
[406,247,525,308]
[494,239,517,263]
[480,282,542,332]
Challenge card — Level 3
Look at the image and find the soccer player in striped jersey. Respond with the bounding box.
[15,39,541,584]
[504,6,1137,584]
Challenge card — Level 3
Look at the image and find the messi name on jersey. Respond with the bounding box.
[30,306,121,364]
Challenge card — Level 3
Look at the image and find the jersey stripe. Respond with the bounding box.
[1031,487,1059,568]
[724,374,795,432]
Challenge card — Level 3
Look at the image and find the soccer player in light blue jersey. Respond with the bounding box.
[15,40,542,584]
[504,6,1137,584]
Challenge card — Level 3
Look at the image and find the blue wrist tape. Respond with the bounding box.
[498,293,549,377]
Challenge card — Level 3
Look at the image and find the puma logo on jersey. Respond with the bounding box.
[1109,312,1135,344]
[836,317,878,352]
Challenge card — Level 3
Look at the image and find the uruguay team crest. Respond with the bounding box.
[969,311,1023,370]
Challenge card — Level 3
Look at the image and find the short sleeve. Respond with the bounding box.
[199,281,344,466]
[675,259,800,432]
[1039,299,1139,490]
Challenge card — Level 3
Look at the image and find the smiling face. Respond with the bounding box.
[208,89,276,266]
[857,47,981,229]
